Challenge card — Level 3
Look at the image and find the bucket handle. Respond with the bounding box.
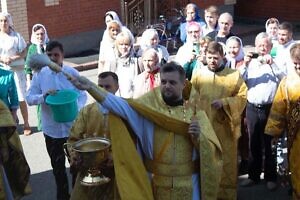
[63,143,72,159]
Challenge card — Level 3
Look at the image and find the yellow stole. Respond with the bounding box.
[109,86,222,200]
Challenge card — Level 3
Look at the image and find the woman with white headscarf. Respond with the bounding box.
[225,36,249,173]
[225,36,245,69]
[25,23,49,132]
[25,24,49,84]
[0,12,31,135]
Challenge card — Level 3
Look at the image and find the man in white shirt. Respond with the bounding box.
[26,41,87,200]
[240,32,285,191]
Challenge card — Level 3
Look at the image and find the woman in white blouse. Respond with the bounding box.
[0,12,31,135]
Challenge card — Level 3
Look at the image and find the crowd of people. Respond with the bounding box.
[0,2,300,200]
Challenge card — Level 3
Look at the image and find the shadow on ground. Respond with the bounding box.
[238,176,292,200]
[23,169,72,200]
[22,169,292,200]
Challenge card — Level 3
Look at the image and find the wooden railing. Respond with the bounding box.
[120,0,190,35]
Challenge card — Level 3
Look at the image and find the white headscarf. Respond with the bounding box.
[30,24,49,45]
[30,24,49,54]
[105,11,122,26]
[0,12,14,32]
[265,18,279,41]
[225,36,244,69]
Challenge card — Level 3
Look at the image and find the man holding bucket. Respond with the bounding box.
[26,41,87,200]
[68,71,120,200]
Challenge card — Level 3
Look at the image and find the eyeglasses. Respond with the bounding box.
[188,30,200,34]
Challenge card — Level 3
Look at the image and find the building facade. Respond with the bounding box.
[235,0,300,22]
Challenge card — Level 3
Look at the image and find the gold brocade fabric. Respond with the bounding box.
[73,87,154,200]
[265,73,300,198]
[68,102,120,200]
[0,100,31,199]
[191,67,247,200]
[85,84,222,199]
[151,123,194,200]
[128,87,223,200]
[69,102,107,142]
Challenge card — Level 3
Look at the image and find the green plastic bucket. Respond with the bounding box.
[45,89,79,123]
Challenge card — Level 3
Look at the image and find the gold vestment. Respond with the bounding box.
[191,67,247,199]
[265,73,300,199]
[0,100,31,199]
[68,102,120,200]
[85,83,223,200]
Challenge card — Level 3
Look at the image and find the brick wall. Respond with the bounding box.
[194,0,225,8]
[26,0,121,39]
[1,0,29,41]
[235,0,300,22]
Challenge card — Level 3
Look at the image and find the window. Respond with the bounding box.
[44,0,60,7]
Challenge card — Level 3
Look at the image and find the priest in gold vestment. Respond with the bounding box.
[191,42,247,199]
[265,43,300,199]
[0,99,31,199]
[68,72,121,200]
[70,62,223,200]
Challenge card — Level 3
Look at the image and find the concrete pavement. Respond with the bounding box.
[19,69,97,200]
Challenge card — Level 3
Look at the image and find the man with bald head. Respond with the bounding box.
[133,48,160,98]
[207,12,235,44]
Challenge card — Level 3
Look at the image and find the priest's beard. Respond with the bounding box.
[162,93,183,106]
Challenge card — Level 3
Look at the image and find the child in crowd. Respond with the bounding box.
[202,5,219,36]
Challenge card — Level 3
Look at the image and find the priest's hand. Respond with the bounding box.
[188,118,200,140]
[212,99,223,109]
